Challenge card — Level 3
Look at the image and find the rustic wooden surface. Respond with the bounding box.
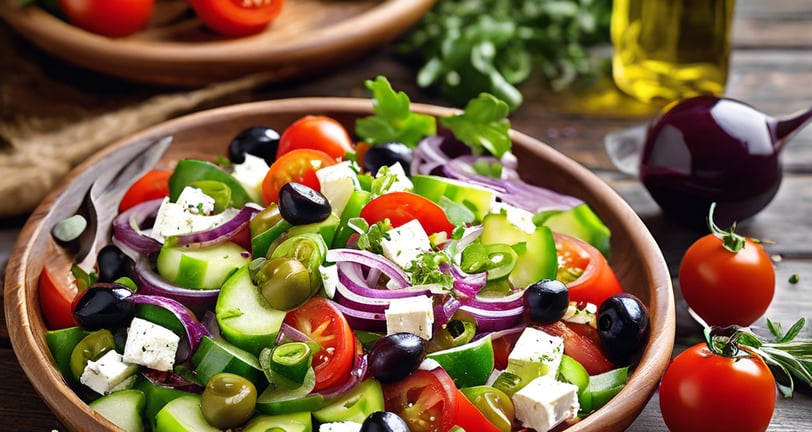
[2,0,812,430]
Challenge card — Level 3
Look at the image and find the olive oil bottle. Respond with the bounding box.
[611,0,735,103]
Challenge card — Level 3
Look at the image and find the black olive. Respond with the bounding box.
[367,332,426,383]
[363,142,413,175]
[228,126,280,165]
[277,182,331,225]
[524,279,569,324]
[597,293,650,364]
[361,411,410,432]
[72,283,135,330]
[96,244,135,283]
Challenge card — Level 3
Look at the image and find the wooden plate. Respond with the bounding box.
[4,98,675,431]
[0,0,435,86]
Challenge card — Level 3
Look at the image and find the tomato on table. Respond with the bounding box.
[382,367,459,432]
[188,0,285,38]
[39,265,78,330]
[360,191,455,236]
[283,297,356,391]
[119,170,172,213]
[659,342,776,432]
[261,148,336,205]
[58,0,155,38]
[554,232,623,308]
[278,115,355,161]
[533,321,615,375]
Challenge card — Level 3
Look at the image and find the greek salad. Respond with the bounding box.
[40,76,650,432]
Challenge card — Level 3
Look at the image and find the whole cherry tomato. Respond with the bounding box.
[189,0,285,38]
[58,0,155,38]
[678,204,775,327]
[277,115,355,161]
[659,340,776,432]
[261,148,336,204]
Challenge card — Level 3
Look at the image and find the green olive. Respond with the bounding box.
[256,257,313,311]
[69,329,116,381]
[201,372,257,429]
[269,233,326,292]
[249,203,283,237]
[459,386,516,432]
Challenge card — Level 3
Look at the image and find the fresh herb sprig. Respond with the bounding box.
[396,0,612,110]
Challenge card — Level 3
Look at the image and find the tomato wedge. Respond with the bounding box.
[261,148,336,205]
[360,191,455,236]
[39,265,78,330]
[382,367,459,432]
[554,232,623,308]
[283,297,355,391]
[119,170,172,213]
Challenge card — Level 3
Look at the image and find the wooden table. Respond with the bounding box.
[2,0,812,430]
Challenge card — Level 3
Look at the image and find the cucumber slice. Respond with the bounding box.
[132,374,194,431]
[312,378,384,423]
[88,389,146,432]
[156,241,249,290]
[155,394,220,432]
[191,336,268,391]
[243,411,313,432]
[412,174,495,222]
[215,266,286,357]
[480,213,557,289]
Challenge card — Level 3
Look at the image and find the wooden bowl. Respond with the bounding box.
[4,98,675,431]
[0,0,435,86]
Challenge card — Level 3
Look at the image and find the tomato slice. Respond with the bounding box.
[554,232,623,308]
[188,0,285,38]
[277,115,355,161]
[533,321,615,375]
[119,170,172,213]
[261,148,336,205]
[283,297,355,391]
[382,367,459,432]
[39,265,78,330]
[360,191,455,236]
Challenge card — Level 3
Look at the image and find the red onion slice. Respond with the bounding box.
[326,249,411,289]
[173,203,262,248]
[332,302,387,332]
[128,293,211,363]
[112,198,163,255]
[133,255,219,318]
[460,304,524,332]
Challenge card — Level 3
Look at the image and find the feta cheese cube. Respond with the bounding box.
[232,153,270,203]
[381,219,431,270]
[385,295,434,339]
[176,186,216,215]
[507,327,564,381]
[123,317,180,372]
[512,376,579,432]
[316,161,359,216]
[318,421,363,432]
[149,197,239,242]
[320,264,339,299]
[376,162,413,193]
[80,350,139,395]
[489,201,537,234]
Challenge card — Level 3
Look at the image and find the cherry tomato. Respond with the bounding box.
[283,297,355,391]
[57,0,154,38]
[360,191,455,236]
[679,227,775,327]
[533,321,615,375]
[39,265,78,330]
[118,170,172,213]
[277,115,355,161]
[659,342,776,432]
[382,367,459,432]
[261,148,336,205]
[554,233,623,308]
[188,0,285,38]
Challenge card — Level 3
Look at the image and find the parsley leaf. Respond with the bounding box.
[439,93,512,158]
[407,251,454,290]
[355,76,437,147]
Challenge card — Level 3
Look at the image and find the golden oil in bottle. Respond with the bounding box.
[611,0,735,103]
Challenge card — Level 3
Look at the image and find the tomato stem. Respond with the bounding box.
[706,202,746,253]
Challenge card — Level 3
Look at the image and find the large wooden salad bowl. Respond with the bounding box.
[4,98,675,431]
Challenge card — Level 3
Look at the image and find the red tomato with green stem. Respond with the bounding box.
[554,233,623,308]
[119,170,172,213]
[360,191,455,237]
[382,367,459,432]
[659,337,776,432]
[39,265,78,330]
[58,0,155,38]
[678,203,775,327]
[277,115,355,161]
[188,0,285,38]
[261,148,336,204]
[283,297,356,391]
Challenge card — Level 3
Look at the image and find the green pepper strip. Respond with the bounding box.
[270,342,313,387]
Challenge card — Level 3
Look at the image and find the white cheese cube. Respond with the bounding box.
[232,153,270,203]
[507,327,564,381]
[562,302,598,327]
[316,161,359,216]
[123,317,180,372]
[318,421,363,432]
[319,264,339,299]
[385,295,434,339]
[489,201,537,234]
[376,162,413,193]
[80,350,139,395]
[512,376,580,432]
[149,197,240,242]
[176,186,216,215]
[381,219,432,270]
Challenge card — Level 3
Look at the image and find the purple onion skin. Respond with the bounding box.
[639,96,783,229]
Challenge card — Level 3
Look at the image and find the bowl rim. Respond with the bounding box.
[4,97,675,431]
